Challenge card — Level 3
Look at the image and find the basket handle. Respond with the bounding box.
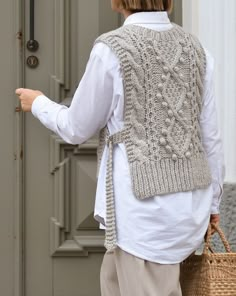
[203,223,232,254]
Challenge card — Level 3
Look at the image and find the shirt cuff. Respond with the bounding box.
[31,94,54,119]
[211,183,224,214]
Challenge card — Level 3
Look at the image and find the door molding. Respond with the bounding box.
[50,0,71,103]
[14,0,25,295]
[50,135,105,257]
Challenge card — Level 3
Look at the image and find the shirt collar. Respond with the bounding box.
[123,11,170,26]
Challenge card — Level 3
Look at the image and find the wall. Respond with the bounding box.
[182,0,236,183]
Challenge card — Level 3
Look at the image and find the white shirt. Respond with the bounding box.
[32,12,225,264]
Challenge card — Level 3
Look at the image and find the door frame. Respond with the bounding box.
[14,0,25,295]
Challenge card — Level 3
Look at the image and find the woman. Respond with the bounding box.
[16,0,225,295]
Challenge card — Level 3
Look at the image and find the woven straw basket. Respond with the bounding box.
[180,223,236,296]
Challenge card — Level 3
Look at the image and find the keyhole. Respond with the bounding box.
[27,55,39,68]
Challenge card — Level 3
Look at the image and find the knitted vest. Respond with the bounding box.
[95,23,212,250]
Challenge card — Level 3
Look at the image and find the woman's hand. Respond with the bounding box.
[15,88,44,112]
[210,214,220,234]
[210,214,220,225]
[204,214,220,241]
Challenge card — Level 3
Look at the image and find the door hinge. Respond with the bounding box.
[16,31,23,40]
[16,31,23,49]
[15,107,22,113]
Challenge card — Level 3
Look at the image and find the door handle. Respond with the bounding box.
[27,0,39,52]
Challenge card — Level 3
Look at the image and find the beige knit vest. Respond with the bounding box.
[95,23,212,251]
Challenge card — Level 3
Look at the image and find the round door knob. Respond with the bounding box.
[27,39,39,52]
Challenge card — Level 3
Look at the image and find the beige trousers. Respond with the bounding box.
[100,247,182,296]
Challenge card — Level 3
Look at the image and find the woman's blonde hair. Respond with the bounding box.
[120,0,173,13]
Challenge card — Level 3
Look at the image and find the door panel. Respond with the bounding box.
[24,1,120,296]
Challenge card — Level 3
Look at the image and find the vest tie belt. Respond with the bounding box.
[104,131,123,251]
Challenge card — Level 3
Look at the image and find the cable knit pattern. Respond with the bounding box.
[95,23,212,250]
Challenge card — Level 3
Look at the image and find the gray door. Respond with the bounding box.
[23,1,121,296]
[0,0,182,295]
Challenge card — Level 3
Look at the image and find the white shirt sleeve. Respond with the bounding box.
[200,48,226,214]
[32,43,120,144]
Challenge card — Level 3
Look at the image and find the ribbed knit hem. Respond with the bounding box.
[131,153,212,199]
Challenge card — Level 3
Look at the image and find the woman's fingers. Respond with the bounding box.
[15,88,24,96]
[210,214,220,224]
[15,88,44,112]
[210,214,220,235]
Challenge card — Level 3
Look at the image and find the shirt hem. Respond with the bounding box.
[116,243,190,265]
